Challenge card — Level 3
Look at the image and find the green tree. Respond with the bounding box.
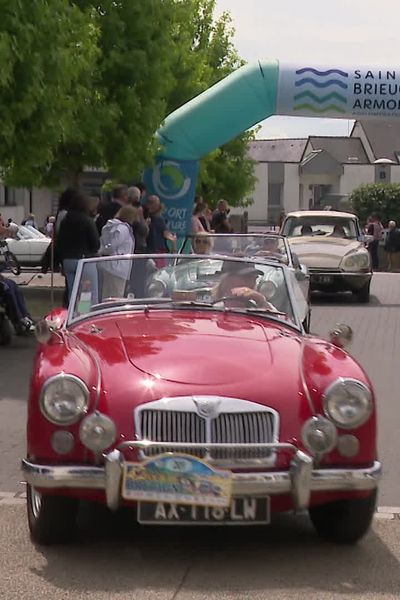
[350,183,400,226]
[48,0,183,185]
[166,0,257,207]
[0,0,98,187]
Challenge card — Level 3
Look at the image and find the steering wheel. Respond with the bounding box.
[211,295,258,307]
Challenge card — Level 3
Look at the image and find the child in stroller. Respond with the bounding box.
[0,273,35,344]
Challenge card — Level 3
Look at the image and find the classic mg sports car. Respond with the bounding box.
[22,254,381,545]
[281,211,372,302]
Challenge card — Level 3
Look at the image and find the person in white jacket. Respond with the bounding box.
[100,205,137,298]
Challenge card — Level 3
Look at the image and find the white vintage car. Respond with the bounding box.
[2,225,50,267]
[281,211,372,303]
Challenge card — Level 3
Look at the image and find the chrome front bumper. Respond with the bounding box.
[21,441,382,513]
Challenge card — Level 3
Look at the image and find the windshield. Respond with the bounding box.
[179,234,290,264]
[68,254,298,328]
[282,216,359,239]
[17,225,45,240]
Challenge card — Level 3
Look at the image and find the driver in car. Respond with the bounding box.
[213,261,276,310]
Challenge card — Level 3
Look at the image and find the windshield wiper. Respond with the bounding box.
[244,307,287,316]
[171,300,214,308]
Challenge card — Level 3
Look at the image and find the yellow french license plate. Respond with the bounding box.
[122,453,233,508]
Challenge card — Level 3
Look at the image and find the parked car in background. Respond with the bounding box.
[1,225,50,267]
[23,254,380,545]
[281,211,372,302]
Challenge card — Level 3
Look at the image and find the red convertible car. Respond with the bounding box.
[22,254,381,545]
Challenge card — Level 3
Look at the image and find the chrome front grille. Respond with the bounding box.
[140,410,207,457]
[210,412,274,460]
[137,398,278,465]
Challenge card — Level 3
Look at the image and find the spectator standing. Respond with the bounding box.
[96,184,129,234]
[384,220,400,271]
[100,205,137,297]
[45,216,55,237]
[145,195,176,253]
[56,192,100,302]
[23,213,38,229]
[211,199,233,233]
[192,203,206,233]
[127,186,149,252]
[367,214,384,270]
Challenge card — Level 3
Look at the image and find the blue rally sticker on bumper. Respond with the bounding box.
[122,453,233,507]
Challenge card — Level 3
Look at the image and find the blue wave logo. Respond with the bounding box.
[293,67,349,114]
[152,160,191,200]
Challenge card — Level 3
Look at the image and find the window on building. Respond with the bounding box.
[268,183,282,225]
[2,186,17,206]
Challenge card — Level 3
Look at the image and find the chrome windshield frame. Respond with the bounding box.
[66,253,303,331]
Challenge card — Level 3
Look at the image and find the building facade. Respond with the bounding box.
[245,120,400,224]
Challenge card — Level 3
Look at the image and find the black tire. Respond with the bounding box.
[27,484,78,545]
[354,281,370,303]
[309,490,377,544]
[4,251,21,276]
[0,317,12,345]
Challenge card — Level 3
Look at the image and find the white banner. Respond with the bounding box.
[277,63,400,119]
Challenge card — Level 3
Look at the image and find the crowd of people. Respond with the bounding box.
[191,197,234,235]
[45,184,181,305]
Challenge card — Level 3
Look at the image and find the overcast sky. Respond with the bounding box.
[215,0,399,139]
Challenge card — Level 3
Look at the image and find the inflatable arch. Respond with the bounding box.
[144,59,400,235]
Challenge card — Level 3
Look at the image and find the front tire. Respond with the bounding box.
[27,484,78,545]
[309,490,377,544]
[354,281,370,303]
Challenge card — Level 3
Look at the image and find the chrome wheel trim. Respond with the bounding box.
[30,487,42,519]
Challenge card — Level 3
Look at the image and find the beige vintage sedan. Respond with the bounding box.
[281,211,372,302]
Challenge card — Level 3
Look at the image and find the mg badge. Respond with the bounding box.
[193,397,221,419]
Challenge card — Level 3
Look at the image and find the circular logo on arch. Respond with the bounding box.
[152,160,192,200]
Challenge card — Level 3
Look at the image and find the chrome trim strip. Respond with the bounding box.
[21,457,382,513]
[117,440,294,451]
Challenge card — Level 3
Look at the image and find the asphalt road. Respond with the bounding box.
[0,272,399,599]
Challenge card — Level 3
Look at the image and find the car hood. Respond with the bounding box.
[117,312,274,385]
[288,236,364,268]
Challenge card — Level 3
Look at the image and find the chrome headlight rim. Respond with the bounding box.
[147,279,167,298]
[40,374,89,426]
[302,415,338,455]
[323,377,372,430]
[340,251,370,272]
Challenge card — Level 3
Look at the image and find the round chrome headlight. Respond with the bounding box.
[79,412,117,453]
[40,375,89,425]
[302,416,338,454]
[259,280,277,300]
[147,280,166,298]
[341,252,370,272]
[324,378,372,429]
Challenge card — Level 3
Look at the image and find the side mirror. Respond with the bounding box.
[329,324,353,349]
[35,319,61,344]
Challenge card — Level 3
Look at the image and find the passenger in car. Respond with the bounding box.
[301,225,313,236]
[192,233,214,254]
[330,224,346,238]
